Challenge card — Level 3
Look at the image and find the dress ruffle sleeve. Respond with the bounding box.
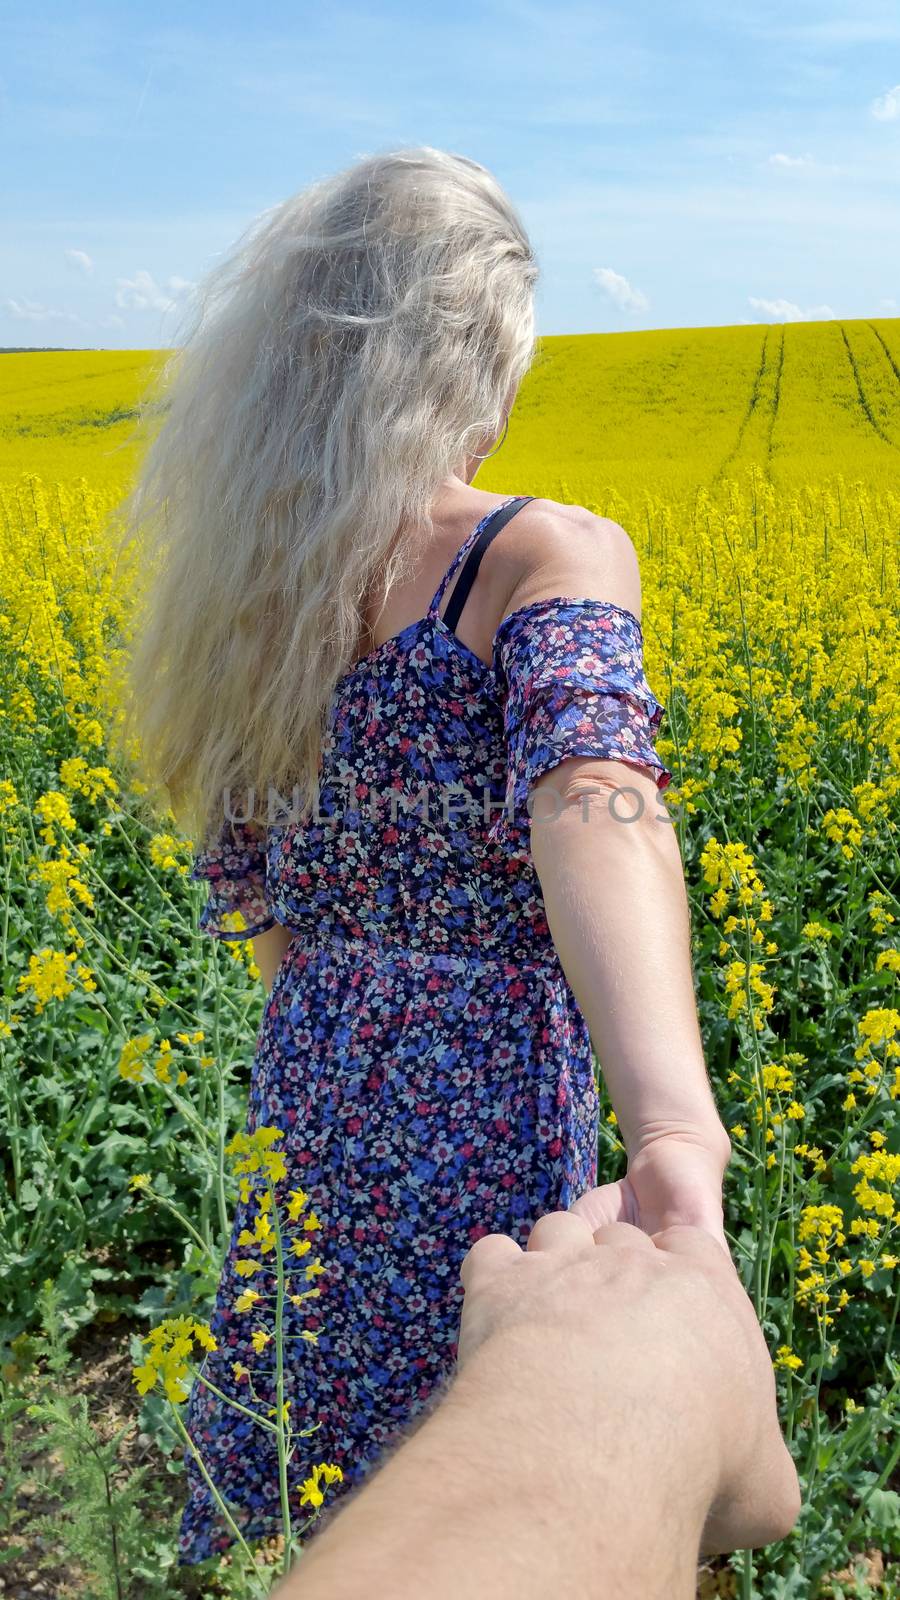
[488,598,673,856]
[189,816,278,941]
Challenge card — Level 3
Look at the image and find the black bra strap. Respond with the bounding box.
[442,496,536,634]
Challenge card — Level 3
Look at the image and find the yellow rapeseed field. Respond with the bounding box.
[1,326,898,1595]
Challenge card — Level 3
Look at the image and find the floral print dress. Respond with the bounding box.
[177,495,672,1566]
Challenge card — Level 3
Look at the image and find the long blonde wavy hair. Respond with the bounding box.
[114,145,539,847]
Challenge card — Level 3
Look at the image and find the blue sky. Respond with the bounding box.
[2,0,899,348]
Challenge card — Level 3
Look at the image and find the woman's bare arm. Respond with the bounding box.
[496,506,730,1167]
[251,922,296,992]
[530,758,728,1159]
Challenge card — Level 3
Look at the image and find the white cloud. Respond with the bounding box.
[878,297,898,313]
[592,266,649,312]
[99,313,127,330]
[769,152,815,167]
[748,296,835,322]
[65,248,94,274]
[871,84,900,121]
[114,269,196,313]
[4,297,86,325]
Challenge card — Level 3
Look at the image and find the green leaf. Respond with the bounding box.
[866,1487,900,1536]
[18,1179,41,1212]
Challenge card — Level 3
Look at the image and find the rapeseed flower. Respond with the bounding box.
[0,779,20,817]
[821,807,864,859]
[235,1289,262,1313]
[58,757,119,804]
[149,832,193,875]
[868,893,896,936]
[34,790,77,847]
[118,1034,153,1082]
[132,1316,217,1403]
[17,947,78,1011]
[225,1126,289,1183]
[298,1463,343,1509]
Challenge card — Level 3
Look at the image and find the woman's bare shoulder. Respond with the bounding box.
[492,496,642,626]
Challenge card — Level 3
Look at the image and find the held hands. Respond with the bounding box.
[457,1214,802,1558]
[569,1129,733,1258]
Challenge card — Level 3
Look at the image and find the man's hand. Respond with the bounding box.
[457,1213,801,1557]
[269,1214,801,1600]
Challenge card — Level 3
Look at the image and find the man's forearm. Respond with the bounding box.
[271,1324,719,1600]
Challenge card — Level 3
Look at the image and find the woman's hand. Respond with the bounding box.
[569,1131,733,1259]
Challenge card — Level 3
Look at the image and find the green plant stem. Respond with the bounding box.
[842,1429,900,1554]
[173,1410,270,1599]
[193,1370,278,1435]
[759,1120,789,1315]
[213,947,230,1242]
[141,1191,218,1267]
[783,1150,798,1446]
[271,1178,295,1576]
[882,1278,900,1385]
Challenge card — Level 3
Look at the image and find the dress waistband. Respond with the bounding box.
[282,925,561,973]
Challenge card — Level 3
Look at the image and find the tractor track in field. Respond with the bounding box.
[712,328,769,483]
[840,324,898,448]
[0,360,150,403]
[867,320,900,389]
[765,325,785,467]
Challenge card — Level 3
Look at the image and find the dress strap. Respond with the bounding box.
[427,496,535,625]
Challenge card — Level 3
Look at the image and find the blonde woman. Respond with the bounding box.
[122,146,734,1566]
